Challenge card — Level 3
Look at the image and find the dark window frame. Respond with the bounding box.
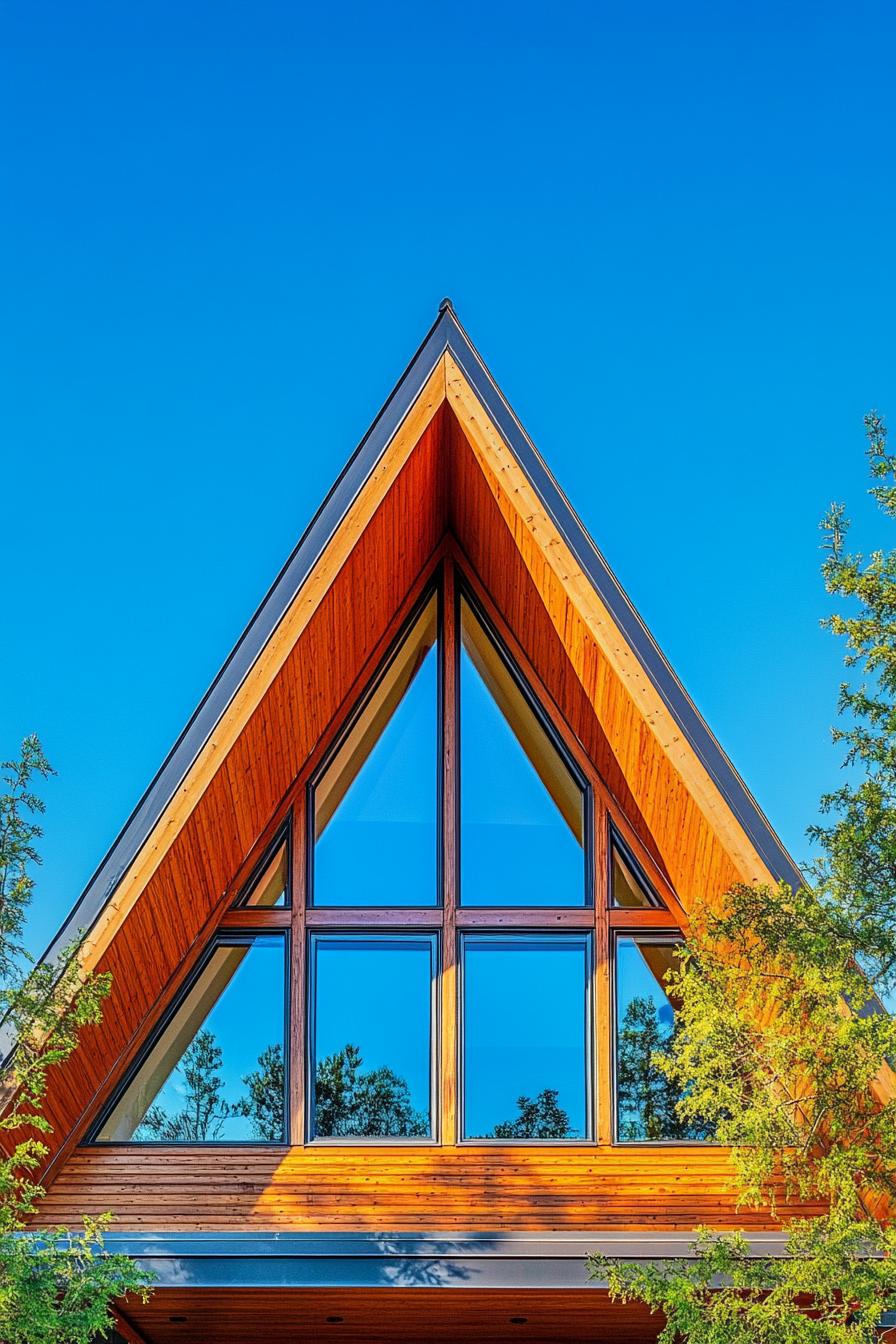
[87,928,291,1146]
[306,581,444,911]
[231,816,293,909]
[611,929,717,1146]
[84,551,704,1150]
[608,822,664,911]
[305,930,440,1145]
[456,582,594,912]
[457,930,595,1145]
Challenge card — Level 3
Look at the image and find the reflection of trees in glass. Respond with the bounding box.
[136,1029,234,1140]
[489,1088,573,1139]
[616,996,712,1141]
[135,1032,286,1141]
[314,1043,428,1137]
[234,1043,285,1140]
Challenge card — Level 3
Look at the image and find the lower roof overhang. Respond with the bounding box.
[83,1230,792,1290]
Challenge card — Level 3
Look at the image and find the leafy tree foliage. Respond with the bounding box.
[136,1030,234,1142]
[616,996,712,1142]
[490,1087,573,1139]
[314,1043,428,1137]
[235,1042,285,1141]
[589,414,896,1340]
[0,737,151,1342]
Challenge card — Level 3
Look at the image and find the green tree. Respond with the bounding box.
[589,413,896,1341]
[136,1029,234,1142]
[0,736,151,1343]
[235,1042,285,1141]
[490,1087,573,1139]
[616,996,713,1141]
[314,1043,428,1137]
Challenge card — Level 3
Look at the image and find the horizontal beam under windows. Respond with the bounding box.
[297,909,598,929]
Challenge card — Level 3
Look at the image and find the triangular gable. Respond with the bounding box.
[20,301,803,1171]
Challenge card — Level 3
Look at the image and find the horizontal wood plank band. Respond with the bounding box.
[41,1146,820,1235]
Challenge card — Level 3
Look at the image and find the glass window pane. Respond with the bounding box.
[313,597,438,906]
[236,841,289,908]
[96,935,286,1142]
[462,935,590,1140]
[310,935,435,1139]
[459,599,586,907]
[611,845,659,909]
[615,936,709,1141]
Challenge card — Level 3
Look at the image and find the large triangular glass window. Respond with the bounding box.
[311,594,439,907]
[459,597,587,907]
[93,933,287,1142]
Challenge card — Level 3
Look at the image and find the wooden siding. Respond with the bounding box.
[26,386,810,1242]
[34,1146,820,1232]
[446,406,745,910]
[23,405,451,1178]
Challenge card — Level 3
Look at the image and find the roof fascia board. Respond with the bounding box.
[29,310,455,982]
[29,1229,793,1290]
[439,306,802,893]
[33,300,800,1007]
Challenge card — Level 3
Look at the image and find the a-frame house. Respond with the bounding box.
[24,304,812,1343]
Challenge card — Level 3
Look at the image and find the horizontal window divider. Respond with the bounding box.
[608,908,682,930]
[455,909,595,928]
[304,908,444,927]
[219,908,292,928]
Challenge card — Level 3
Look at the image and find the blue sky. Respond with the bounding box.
[3,0,896,957]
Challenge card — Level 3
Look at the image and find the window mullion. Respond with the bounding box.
[595,795,613,1144]
[291,791,307,1145]
[441,557,459,1146]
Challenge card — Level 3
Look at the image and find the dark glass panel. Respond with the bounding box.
[310,935,435,1139]
[96,935,286,1142]
[459,599,586,907]
[313,597,438,907]
[461,934,590,1140]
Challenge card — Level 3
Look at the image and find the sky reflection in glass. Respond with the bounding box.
[97,935,285,1142]
[615,936,685,1141]
[311,935,434,1138]
[313,600,438,907]
[459,602,585,907]
[462,935,589,1140]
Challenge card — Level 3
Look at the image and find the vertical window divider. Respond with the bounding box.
[290,790,307,1145]
[440,556,459,1146]
[594,797,612,1144]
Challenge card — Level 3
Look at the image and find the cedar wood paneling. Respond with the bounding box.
[120,1287,666,1344]
[30,403,797,1238]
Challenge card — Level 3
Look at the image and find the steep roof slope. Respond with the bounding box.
[23,302,801,1172]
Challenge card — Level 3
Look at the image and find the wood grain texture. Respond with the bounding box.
[24,369,820,1245]
[122,1286,666,1344]
[35,1146,821,1232]
[445,399,746,915]
[24,402,452,1177]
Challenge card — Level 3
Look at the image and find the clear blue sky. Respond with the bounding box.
[3,1,895,958]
